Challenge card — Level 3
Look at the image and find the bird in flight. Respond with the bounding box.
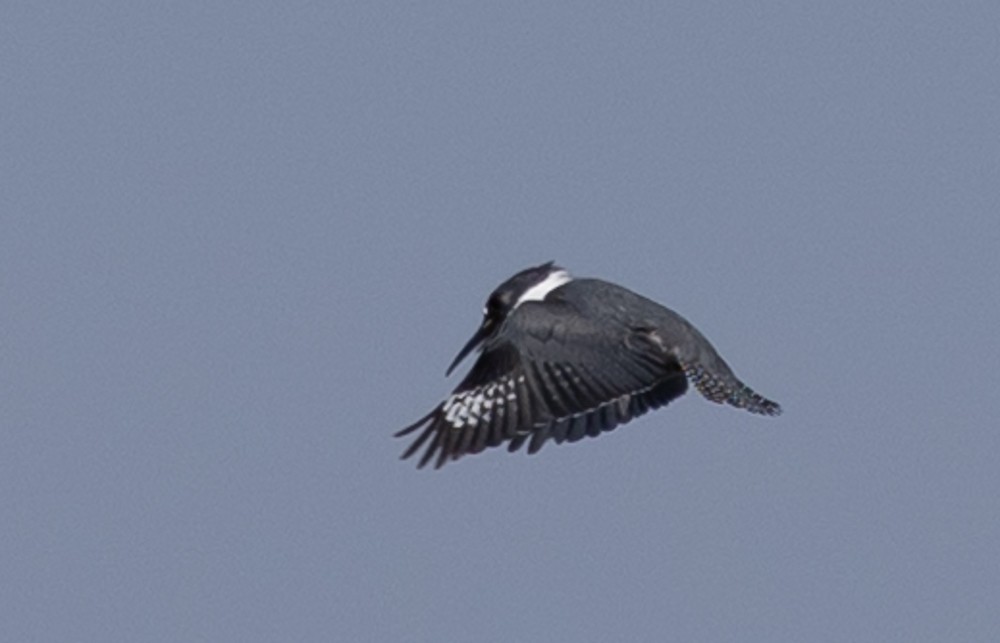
[396,262,781,468]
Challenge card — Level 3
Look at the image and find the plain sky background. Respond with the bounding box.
[3,2,998,641]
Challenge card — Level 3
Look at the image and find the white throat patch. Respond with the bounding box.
[513,269,572,309]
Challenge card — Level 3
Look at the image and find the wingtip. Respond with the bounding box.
[394,409,435,437]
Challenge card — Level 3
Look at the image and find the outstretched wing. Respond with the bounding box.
[395,301,688,468]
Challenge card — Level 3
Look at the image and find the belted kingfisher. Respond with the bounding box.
[396,262,781,468]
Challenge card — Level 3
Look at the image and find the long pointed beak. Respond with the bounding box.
[446,320,492,376]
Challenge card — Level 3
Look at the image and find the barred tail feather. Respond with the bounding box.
[683,364,782,416]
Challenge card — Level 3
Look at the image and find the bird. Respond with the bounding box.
[395,262,781,468]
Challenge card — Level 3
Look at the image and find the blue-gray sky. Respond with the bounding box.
[3,3,998,641]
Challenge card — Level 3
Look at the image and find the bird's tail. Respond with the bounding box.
[683,363,782,416]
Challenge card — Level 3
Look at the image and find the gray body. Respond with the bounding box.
[520,278,741,396]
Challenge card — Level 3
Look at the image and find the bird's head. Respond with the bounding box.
[446,261,572,375]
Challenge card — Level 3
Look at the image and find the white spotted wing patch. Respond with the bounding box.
[442,376,523,428]
[394,372,529,468]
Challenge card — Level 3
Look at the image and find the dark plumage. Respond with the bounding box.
[396,262,781,468]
